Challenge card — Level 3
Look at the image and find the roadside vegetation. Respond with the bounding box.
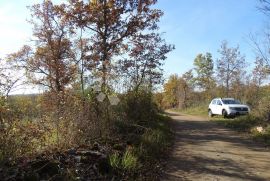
[0,0,174,180]
[171,104,208,117]
[213,115,270,145]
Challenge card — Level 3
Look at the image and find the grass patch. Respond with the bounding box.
[212,115,270,145]
[172,104,208,117]
[109,149,139,171]
[251,126,270,145]
[213,115,261,131]
[112,114,173,178]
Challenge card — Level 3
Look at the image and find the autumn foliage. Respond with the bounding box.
[0,0,173,180]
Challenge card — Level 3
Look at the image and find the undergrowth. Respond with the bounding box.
[111,113,173,178]
[213,115,270,145]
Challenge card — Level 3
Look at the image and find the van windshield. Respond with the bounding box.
[222,99,241,104]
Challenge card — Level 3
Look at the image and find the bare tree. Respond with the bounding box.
[120,33,174,92]
[216,41,246,97]
[253,57,270,86]
[0,59,25,98]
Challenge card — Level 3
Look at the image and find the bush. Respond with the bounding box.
[0,118,51,163]
[120,90,158,124]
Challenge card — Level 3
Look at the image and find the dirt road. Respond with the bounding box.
[163,111,270,181]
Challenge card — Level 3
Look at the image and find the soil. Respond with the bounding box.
[163,111,270,181]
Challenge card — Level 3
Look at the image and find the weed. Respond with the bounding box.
[214,115,261,131]
[121,150,138,171]
[213,114,270,145]
[109,153,121,169]
[139,127,170,159]
[172,104,208,117]
[109,150,138,171]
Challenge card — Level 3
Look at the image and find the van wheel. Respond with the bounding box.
[222,109,228,118]
[208,109,213,117]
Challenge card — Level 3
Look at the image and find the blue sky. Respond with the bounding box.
[157,0,267,78]
[0,0,267,79]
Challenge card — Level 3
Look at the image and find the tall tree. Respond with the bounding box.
[9,1,78,146]
[10,1,76,94]
[62,0,164,91]
[216,41,246,97]
[193,52,215,92]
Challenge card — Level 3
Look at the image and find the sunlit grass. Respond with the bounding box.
[212,115,270,145]
[171,104,208,117]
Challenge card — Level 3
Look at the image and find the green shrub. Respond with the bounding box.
[120,90,158,123]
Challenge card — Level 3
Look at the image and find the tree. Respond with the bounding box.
[120,33,174,92]
[182,69,194,89]
[10,1,77,94]
[0,59,24,98]
[250,0,270,71]
[252,57,269,86]
[193,52,215,99]
[242,57,270,106]
[163,72,192,109]
[193,53,214,90]
[8,1,79,146]
[177,77,190,109]
[258,0,270,16]
[61,0,164,90]
[163,74,180,108]
[216,41,246,97]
